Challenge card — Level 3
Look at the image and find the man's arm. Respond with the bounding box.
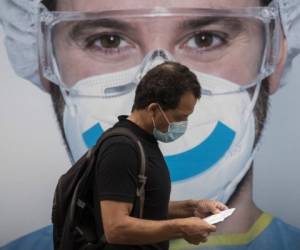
[168,200,197,219]
[168,200,228,219]
[100,200,216,245]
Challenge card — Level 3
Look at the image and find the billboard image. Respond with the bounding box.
[0,0,300,249]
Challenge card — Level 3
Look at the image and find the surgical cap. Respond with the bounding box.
[0,0,299,91]
[279,0,300,85]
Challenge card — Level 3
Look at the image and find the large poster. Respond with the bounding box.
[1,0,300,249]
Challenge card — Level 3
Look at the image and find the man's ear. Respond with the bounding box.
[267,31,288,94]
[147,103,160,118]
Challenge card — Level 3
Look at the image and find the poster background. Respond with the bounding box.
[0,30,299,246]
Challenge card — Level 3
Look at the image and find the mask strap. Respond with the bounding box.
[220,82,262,203]
[243,80,262,123]
[158,105,171,126]
[152,117,157,129]
[60,86,76,117]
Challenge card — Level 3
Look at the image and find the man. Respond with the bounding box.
[0,0,300,249]
[92,61,226,249]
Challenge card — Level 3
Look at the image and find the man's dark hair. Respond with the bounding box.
[261,0,272,5]
[132,62,201,111]
[43,0,57,10]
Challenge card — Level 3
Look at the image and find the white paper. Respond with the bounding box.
[203,208,236,225]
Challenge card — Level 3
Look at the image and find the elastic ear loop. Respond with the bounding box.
[220,81,262,203]
[243,80,262,124]
[158,105,171,125]
[60,86,77,117]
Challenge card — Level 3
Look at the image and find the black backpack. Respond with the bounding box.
[52,127,147,250]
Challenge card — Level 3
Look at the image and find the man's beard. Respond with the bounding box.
[253,79,270,146]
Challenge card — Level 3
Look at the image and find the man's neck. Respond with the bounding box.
[214,168,262,234]
[127,111,153,134]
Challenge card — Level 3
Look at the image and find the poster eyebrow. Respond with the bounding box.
[180,16,243,31]
[70,18,134,38]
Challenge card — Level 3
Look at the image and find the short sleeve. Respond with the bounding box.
[95,138,139,203]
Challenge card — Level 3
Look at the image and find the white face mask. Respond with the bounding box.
[62,49,260,204]
[63,65,138,162]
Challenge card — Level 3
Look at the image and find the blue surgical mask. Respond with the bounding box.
[152,106,188,143]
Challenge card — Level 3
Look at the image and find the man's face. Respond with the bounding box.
[153,91,197,133]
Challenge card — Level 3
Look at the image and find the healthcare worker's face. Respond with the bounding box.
[46,0,287,204]
[53,0,265,89]
[47,0,287,159]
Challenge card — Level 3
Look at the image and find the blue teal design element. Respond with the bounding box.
[166,122,235,182]
[82,123,103,148]
[0,225,53,250]
[82,121,235,182]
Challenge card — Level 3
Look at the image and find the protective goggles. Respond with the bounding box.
[38,2,280,96]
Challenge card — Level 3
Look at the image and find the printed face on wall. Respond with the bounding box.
[40,0,283,203]
[52,0,266,88]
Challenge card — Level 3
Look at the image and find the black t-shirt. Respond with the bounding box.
[94,116,171,250]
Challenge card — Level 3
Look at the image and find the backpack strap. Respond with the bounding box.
[135,140,147,218]
[102,127,147,218]
[69,127,147,227]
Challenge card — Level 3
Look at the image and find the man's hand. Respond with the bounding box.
[193,200,228,218]
[168,199,228,219]
[180,217,216,245]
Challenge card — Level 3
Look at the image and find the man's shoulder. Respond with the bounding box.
[100,131,138,150]
[96,128,140,161]
[103,133,135,144]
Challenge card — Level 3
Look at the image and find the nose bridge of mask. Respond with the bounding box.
[135,49,175,82]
